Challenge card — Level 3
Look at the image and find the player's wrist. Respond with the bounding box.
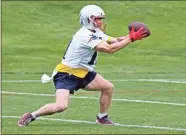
[126,35,133,42]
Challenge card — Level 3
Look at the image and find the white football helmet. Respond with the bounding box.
[79,5,106,31]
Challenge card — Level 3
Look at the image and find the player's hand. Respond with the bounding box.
[129,27,147,42]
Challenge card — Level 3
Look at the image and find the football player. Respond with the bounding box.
[18,4,147,126]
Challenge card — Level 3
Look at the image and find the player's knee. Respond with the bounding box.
[54,104,68,112]
[109,83,114,93]
[103,82,114,93]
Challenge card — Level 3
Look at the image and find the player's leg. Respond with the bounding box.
[83,72,115,125]
[31,89,70,117]
[17,89,70,127]
[85,73,114,114]
[17,72,78,127]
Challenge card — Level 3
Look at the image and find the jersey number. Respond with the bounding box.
[88,51,97,65]
[63,40,72,59]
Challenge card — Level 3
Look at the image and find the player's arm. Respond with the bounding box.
[95,27,147,54]
[95,36,132,54]
[107,36,128,44]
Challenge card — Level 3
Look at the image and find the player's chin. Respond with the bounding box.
[98,27,105,32]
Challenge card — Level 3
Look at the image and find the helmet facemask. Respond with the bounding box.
[89,15,107,32]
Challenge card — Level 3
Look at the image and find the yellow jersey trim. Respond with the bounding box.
[106,36,111,43]
[55,63,88,78]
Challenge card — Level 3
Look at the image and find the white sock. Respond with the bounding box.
[98,113,108,118]
[31,112,37,119]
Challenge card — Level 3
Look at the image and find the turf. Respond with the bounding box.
[2,1,186,134]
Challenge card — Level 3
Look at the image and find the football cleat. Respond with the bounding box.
[17,113,35,127]
[96,115,115,125]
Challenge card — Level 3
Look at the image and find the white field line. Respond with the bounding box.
[2,116,186,132]
[2,79,186,83]
[2,91,186,106]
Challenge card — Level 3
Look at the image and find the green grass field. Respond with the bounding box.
[2,1,186,134]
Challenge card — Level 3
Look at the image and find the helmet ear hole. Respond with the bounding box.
[80,20,85,25]
[87,18,90,24]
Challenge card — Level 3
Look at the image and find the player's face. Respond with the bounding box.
[94,16,107,32]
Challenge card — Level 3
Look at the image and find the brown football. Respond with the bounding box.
[128,22,151,37]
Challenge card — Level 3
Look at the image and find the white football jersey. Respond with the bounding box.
[62,27,110,71]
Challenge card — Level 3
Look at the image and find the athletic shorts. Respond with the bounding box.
[53,71,97,94]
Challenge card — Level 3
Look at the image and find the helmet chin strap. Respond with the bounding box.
[99,23,107,32]
[94,21,107,32]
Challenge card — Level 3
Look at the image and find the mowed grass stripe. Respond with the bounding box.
[2,116,186,132]
[2,79,186,84]
[2,91,186,106]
